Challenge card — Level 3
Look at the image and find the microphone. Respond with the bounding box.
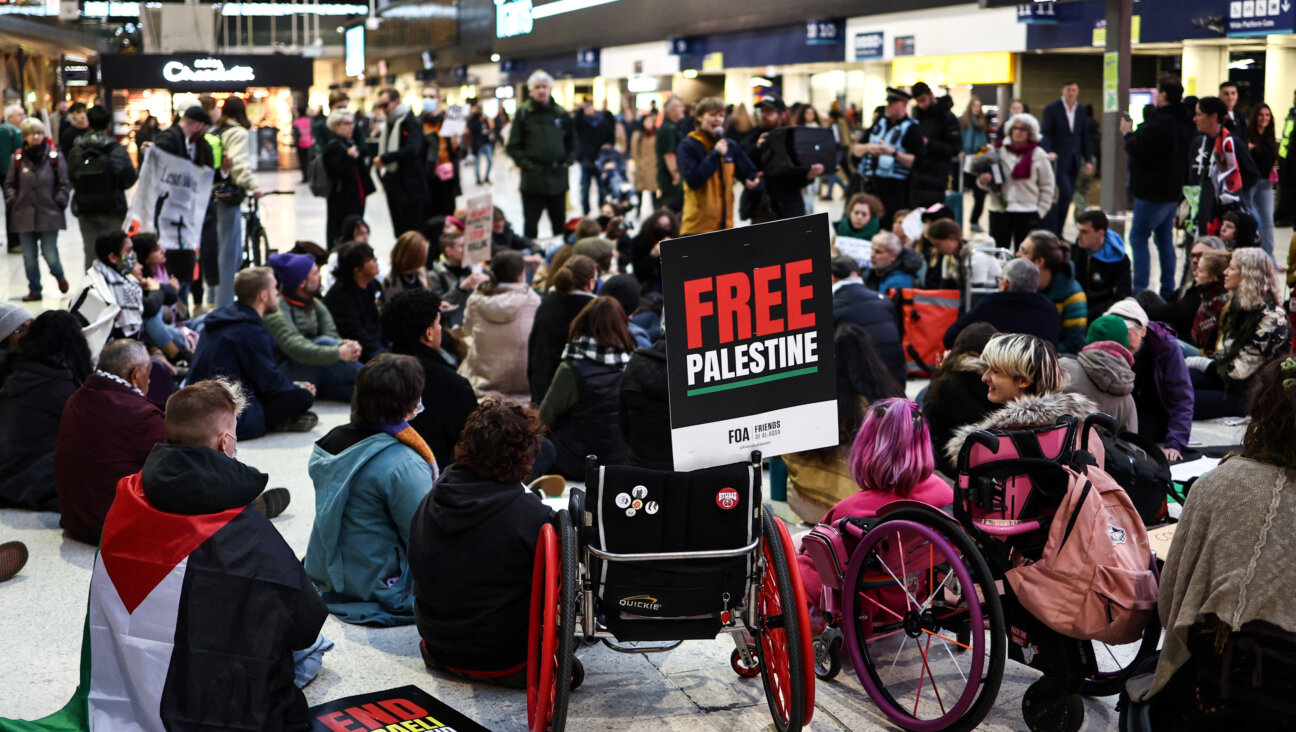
[713,125,725,139]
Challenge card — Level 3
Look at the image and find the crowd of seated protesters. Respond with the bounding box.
[380,289,479,466]
[923,323,999,477]
[1070,209,1132,319]
[0,303,33,372]
[429,228,487,330]
[829,255,906,386]
[53,339,164,544]
[187,267,317,438]
[537,297,636,479]
[1186,250,1232,355]
[0,311,91,510]
[457,250,541,400]
[528,254,599,402]
[944,258,1060,348]
[266,252,363,402]
[382,231,433,304]
[1018,230,1088,354]
[619,328,671,470]
[783,324,906,524]
[629,207,679,293]
[130,233,191,363]
[304,354,436,626]
[1104,298,1195,460]
[409,398,556,688]
[1132,357,1296,727]
[1060,315,1138,433]
[860,230,920,295]
[796,398,954,618]
[1184,248,1292,419]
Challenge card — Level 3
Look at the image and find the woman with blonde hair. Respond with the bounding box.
[382,231,431,302]
[1185,247,1292,418]
[944,332,1097,467]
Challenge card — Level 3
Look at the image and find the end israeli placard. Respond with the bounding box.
[310,684,489,731]
[660,214,838,471]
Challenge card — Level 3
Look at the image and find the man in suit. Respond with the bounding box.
[1219,81,1248,144]
[1040,80,1093,235]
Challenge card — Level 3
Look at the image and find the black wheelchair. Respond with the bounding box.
[525,451,814,732]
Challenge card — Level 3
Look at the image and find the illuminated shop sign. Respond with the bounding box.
[162,58,256,83]
[495,0,533,38]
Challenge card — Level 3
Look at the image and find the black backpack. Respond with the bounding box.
[69,139,116,214]
[1099,429,1173,526]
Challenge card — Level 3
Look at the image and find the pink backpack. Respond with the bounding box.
[1006,460,1157,645]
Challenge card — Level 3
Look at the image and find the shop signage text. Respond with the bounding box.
[495,0,534,38]
[162,58,255,84]
[1016,4,1058,23]
[853,31,884,60]
[1227,0,1295,36]
[805,19,843,45]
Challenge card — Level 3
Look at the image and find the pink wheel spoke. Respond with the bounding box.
[922,628,973,652]
[866,625,909,645]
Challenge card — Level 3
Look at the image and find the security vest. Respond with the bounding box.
[1281,111,1295,160]
[205,132,223,171]
[860,117,916,181]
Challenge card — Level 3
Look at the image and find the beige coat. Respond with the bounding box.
[457,282,541,400]
[1136,457,1296,699]
[630,130,658,194]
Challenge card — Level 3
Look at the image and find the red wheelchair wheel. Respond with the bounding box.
[755,511,812,732]
[527,523,559,732]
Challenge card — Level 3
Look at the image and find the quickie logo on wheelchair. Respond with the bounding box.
[619,594,664,612]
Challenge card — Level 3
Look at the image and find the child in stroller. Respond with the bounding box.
[596,146,635,211]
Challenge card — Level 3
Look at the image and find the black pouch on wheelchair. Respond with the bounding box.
[586,461,759,641]
[1002,586,1096,683]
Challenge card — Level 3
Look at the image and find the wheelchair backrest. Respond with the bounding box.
[956,418,1078,524]
[583,458,762,556]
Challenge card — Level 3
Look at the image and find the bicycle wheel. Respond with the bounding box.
[843,514,1006,732]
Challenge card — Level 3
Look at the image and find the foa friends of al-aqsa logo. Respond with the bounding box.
[681,258,819,396]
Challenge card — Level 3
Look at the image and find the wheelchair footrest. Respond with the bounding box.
[601,638,684,654]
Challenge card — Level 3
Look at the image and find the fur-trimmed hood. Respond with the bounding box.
[944,352,986,375]
[943,390,1097,466]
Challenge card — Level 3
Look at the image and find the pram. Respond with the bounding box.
[799,414,1162,732]
[961,240,1015,312]
[527,452,814,732]
[596,147,635,212]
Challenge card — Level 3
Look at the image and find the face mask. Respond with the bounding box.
[413,399,425,418]
[423,99,439,115]
[119,252,137,275]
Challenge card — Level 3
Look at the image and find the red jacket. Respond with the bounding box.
[54,372,165,544]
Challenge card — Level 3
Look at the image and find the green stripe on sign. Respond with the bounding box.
[687,366,819,396]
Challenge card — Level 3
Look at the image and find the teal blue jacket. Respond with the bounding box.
[304,427,436,626]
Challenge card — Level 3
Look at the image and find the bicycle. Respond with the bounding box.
[242,190,294,268]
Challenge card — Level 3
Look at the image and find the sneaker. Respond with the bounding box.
[528,474,566,497]
[21,292,40,302]
[0,541,29,583]
[252,488,291,519]
[277,411,319,433]
[57,278,68,294]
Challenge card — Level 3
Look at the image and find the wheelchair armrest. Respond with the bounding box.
[568,487,586,538]
[1082,413,1118,451]
[956,430,1001,472]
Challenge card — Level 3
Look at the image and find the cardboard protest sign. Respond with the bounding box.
[126,147,215,251]
[660,214,838,471]
[439,105,469,138]
[310,685,490,732]
[463,193,493,268]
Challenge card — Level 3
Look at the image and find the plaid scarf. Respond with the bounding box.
[561,336,633,367]
[377,421,439,478]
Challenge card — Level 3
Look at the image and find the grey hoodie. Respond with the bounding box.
[1061,351,1138,434]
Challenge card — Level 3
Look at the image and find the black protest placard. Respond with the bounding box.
[310,685,490,732]
[660,214,839,471]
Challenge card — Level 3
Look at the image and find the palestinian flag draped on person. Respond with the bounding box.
[0,444,328,732]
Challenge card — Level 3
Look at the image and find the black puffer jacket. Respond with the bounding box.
[832,282,905,386]
[909,96,962,208]
[921,354,998,477]
[0,359,80,509]
[618,338,672,469]
[1124,103,1193,203]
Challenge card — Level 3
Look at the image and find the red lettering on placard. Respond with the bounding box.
[785,258,815,330]
[684,277,714,350]
[316,711,364,732]
[715,271,752,344]
[752,265,784,337]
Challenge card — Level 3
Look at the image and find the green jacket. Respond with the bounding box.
[264,296,342,366]
[0,121,21,177]
[506,96,576,196]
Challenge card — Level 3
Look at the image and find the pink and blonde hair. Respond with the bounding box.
[848,398,934,497]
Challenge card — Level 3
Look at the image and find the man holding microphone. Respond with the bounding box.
[676,97,762,235]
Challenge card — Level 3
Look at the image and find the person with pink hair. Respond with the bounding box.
[796,398,953,609]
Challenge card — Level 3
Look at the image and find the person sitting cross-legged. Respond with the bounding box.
[408,398,557,688]
[303,353,438,626]
[187,267,318,439]
[54,339,165,544]
[265,252,363,402]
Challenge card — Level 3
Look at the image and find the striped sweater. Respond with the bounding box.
[1043,261,1089,355]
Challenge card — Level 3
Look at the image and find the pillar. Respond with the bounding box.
[781,72,810,107]
[1181,40,1228,99]
[1263,35,1296,118]
[1100,0,1131,213]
